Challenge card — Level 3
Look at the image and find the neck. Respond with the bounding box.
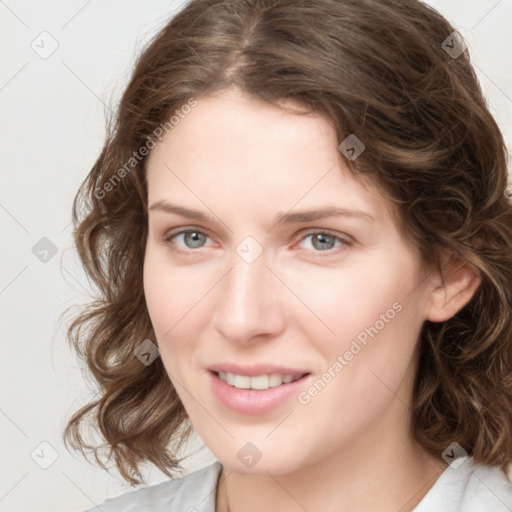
[215,413,445,512]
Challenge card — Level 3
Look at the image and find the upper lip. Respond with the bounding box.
[208,363,310,377]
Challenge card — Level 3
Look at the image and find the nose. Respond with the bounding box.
[212,249,286,345]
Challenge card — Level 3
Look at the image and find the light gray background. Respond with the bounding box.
[1,1,511,511]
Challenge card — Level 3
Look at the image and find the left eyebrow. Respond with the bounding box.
[272,206,376,225]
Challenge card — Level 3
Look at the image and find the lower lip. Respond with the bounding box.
[209,371,311,415]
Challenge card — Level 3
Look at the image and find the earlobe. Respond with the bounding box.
[426,253,482,323]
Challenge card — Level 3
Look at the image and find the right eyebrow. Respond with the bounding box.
[148,201,215,223]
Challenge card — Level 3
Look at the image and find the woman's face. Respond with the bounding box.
[143,86,438,475]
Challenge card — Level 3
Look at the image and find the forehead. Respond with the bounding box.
[145,87,392,224]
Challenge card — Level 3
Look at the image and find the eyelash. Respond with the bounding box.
[162,227,353,257]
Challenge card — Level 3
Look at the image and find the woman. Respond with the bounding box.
[64,0,512,510]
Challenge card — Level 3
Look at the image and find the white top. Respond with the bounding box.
[80,457,512,511]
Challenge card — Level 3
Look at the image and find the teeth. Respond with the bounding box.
[217,372,304,390]
[234,374,251,389]
[269,374,282,387]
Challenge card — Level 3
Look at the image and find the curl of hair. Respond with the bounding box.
[63,0,512,484]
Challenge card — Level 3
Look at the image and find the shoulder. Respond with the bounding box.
[414,457,512,511]
[459,460,512,510]
[80,461,222,512]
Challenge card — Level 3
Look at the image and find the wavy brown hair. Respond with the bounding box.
[63,0,512,485]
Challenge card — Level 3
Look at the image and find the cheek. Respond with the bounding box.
[143,250,184,355]
[321,274,423,407]
[143,263,186,389]
[143,260,170,333]
[290,253,424,403]
[282,258,409,345]
[142,249,213,370]
[143,248,199,332]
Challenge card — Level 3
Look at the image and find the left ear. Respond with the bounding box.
[426,249,482,323]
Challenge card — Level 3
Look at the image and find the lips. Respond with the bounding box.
[207,363,312,415]
[208,363,310,377]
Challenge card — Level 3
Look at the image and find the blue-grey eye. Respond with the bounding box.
[179,231,208,249]
[308,233,338,251]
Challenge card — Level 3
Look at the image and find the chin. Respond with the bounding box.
[212,442,312,476]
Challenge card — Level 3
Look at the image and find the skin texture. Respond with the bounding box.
[143,86,481,512]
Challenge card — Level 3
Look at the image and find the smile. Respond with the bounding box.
[216,371,306,390]
[209,370,312,414]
